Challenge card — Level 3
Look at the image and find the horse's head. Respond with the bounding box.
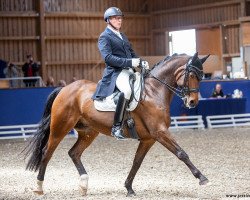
[174,52,209,108]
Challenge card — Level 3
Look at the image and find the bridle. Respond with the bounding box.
[148,57,203,99]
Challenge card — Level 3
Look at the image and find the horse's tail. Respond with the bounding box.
[24,87,62,172]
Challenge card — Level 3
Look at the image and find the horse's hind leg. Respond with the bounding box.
[34,137,62,195]
[34,118,79,195]
[155,130,209,185]
[68,128,99,196]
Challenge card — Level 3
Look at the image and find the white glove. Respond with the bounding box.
[141,61,149,70]
[132,58,140,67]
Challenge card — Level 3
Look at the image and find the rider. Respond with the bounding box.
[92,7,149,140]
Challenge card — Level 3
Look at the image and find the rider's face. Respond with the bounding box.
[109,16,123,30]
[215,84,222,92]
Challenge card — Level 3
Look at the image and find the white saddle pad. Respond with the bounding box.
[94,72,141,112]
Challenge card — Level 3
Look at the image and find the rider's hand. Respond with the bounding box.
[141,61,149,70]
[132,58,140,67]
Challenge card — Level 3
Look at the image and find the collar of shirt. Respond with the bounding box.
[107,25,123,40]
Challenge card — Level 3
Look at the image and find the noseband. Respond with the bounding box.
[149,58,203,99]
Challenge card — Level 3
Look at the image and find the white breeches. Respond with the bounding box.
[116,68,134,100]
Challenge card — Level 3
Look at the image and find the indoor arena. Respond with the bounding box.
[1,0,250,199]
[0,128,250,199]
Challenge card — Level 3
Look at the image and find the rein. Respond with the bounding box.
[149,74,187,98]
[148,59,203,99]
[131,56,204,102]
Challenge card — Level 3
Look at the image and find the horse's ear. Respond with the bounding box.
[192,52,198,63]
[200,54,210,64]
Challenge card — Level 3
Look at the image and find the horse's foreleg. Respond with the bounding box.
[155,130,209,185]
[68,129,99,196]
[125,139,155,196]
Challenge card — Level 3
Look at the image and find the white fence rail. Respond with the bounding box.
[206,113,250,129]
[170,115,204,130]
[1,114,250,139]
[0,76,44,88]
[0,116,204,140]
[0,124,77,140]
[0,124,39,140]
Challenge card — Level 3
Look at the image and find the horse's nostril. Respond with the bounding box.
[189,100,196,107]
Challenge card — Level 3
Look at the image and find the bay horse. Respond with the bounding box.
[24,52,209,196]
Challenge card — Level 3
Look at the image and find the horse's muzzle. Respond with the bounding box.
[188,99,197,108]
[183,97,198,109]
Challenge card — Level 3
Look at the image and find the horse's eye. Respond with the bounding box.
[190,74,195,79]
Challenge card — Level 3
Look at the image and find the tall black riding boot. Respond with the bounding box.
[111,92,129,140]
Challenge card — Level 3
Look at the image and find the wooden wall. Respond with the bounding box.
[1,0,250,83]
[150,0,246,74]
[151,0,244,54]
[0,0,150,84]
[195,28,222,73]
[0,0,39,65]
[242,22,250,45]
[247,1,250,16]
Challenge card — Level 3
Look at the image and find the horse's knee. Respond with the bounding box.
[177,150,189,161]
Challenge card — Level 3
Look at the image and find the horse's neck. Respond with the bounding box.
[144,58,185,109]
[150,61,177,88]
[145,71,175,109]
[143,80,174,113]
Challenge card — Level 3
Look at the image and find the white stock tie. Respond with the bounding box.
[117,32,123,40]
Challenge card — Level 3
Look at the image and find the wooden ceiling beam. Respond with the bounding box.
[44,12,149,18]
[152,0,242,15]
[152,20,240,32]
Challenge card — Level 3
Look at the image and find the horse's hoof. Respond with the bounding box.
[31,180,44,195]
[126,191,136,197]
[79,174,88,196]
[79,186,87,196]
[199,177,209,185]
[33,180,44,195]
[33,190,44,195]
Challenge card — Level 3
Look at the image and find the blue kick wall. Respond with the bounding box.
[0,87,55,126]
[0,80,250,126]
[170,80,250,116]
[199,80,250,113]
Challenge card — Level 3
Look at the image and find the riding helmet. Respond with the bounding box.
[104,7,124,22]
